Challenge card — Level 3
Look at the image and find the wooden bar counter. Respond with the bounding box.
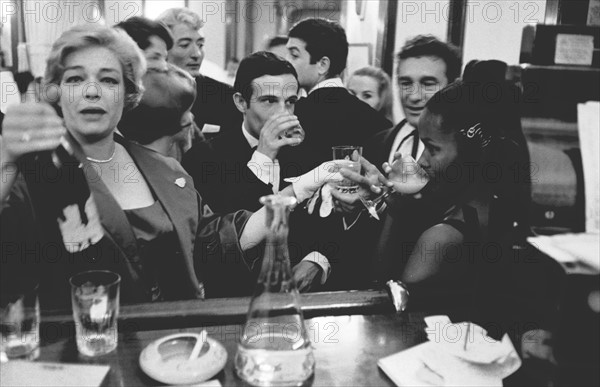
[36,290,427,386]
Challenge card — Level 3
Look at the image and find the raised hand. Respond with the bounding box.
[1,103,66,164]
[331,155,392,214]
[257,113,303,160]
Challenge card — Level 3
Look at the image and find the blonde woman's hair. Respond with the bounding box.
[156,8,204,31]
[349,66,394,122]
[44,24,146,112]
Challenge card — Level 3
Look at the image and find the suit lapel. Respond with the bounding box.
[121,138,199,254]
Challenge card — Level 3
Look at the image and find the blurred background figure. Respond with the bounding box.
[119,64,197,162]
[157,7,241,138]
[115,16,173,71]
[347,66,394,122]
[225,57,240,85]
[265,35,289,58]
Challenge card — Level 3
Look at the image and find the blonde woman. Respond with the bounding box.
[347,66,394,122]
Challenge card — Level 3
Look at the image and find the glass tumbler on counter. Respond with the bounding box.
[235,195,315,387]
[0,279,40,362]
[70,270,120,357]
[332,145,363,193]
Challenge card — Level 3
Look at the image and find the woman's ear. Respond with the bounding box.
[317,56,331,77]
[233,92,247,114]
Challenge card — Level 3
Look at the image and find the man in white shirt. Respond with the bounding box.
[183,51,330,292]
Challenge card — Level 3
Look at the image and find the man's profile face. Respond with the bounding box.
[167,23,205,77]
[285,37,320,90]
[242,74,299,138]
[397,56,448,127]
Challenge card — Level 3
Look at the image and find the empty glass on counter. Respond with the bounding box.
[70,270,121,357]
[0,279,40,362]
[235,195,315,386]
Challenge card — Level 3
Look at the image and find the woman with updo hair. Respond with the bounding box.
[0,25,336,307]
[338,61,529,313]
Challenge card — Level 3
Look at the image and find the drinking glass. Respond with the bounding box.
[332,145,363,193]
[360,155,430,219]
[283,124,305,146]
[70,270,120,357]
[0,279,40,362]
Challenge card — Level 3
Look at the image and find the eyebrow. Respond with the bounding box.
[419,76,440,83]
[64,66,119,73]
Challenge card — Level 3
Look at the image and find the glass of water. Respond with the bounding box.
[70,270,120,357]
[0,279,40,362]
[332,145,363,193]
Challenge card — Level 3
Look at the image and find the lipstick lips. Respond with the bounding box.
[80,107,107,119]
[81,108,106,113]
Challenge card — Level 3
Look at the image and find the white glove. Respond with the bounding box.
[284,161,344,203]
[306,184,335,218]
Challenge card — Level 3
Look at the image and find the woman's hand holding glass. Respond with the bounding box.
[330,156,392,215]
[363,153,429,219]
[333,153,430,219]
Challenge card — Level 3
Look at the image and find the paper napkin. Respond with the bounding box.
[378,315,521,386]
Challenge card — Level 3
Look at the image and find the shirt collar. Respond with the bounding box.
[308,77,344,95]
[241,122,259,148]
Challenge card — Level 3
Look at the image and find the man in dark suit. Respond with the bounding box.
[279,18,392,290]
[284,18,392,173]
[157,8,242,138]
[364,35,461,168]
[183,52,330,291]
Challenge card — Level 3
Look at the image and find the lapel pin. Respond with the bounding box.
[175,177,186,188]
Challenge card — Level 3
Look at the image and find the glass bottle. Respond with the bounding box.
[19,136,103,252]
[235,195,315,386]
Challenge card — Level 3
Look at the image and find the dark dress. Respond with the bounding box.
[124,201,180,302]
[374,196,484,314]
[0,135,254,308]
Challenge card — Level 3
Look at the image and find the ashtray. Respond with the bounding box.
[139,332,227,385]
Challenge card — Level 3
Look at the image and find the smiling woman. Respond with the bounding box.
[0,24,340,309]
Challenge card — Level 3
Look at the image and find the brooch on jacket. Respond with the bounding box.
[175,177,186,188]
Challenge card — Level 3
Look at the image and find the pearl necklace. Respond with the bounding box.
[86,146,117,163]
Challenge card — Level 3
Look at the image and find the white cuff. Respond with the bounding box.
[247,151,280,192]
[301,251,331,284]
